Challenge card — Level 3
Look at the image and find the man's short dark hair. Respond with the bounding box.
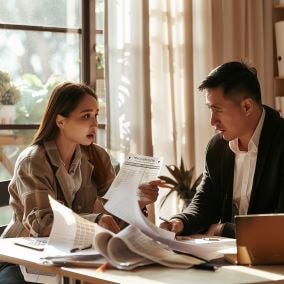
[198,61,262,104]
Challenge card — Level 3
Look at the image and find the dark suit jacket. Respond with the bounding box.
[174,105,284,238]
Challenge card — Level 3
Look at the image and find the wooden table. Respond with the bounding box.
[1,237,284,284]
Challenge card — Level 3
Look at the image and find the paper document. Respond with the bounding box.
[105,184,236,260]
[105,179,175,242]
[45,196,99,255]
[106,225,203,269]
[43,196,204,270]
[103,153,163,200]
[104,167,236,261]
[14,237,48,251]
[104,153,175,242]
[172,237,236,261]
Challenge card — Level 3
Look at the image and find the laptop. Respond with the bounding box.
[235,214,284,265]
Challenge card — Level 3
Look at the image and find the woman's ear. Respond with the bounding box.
[56,114,65,128]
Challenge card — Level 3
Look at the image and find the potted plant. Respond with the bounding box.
[158,157,203,212]
[0,71,21,134]
[0,71,21,105]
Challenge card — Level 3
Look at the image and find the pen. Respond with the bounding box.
[159,216,170,223]
[41,255,75,261]
[193,263,219,271]
[202,237,220,241]
[96,262,110,272]
[70,244,92,253]
[41,253,102,261]
[176,236,192,241]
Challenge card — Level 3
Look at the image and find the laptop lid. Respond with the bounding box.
[235,214,284,265]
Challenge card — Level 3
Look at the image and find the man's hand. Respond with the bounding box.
[205,222,224,236]
[159,218,184,235]
[138,180,163,208]
[98,214,120,233]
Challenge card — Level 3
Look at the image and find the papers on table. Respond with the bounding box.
[103,153,236,261]
[46,196,97,254]
[14,237,48,251]
[40,197,107,267]
[105,179,175,242]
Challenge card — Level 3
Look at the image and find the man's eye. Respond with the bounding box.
[211,107,222,113]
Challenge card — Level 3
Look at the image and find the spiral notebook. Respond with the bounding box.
[235,214,284,265]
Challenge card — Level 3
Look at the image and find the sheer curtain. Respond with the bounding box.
[105,0,152,162]
[209,0,274,106]
[105,0,156,221]
[149,0,199,217]
[105,0,274,221]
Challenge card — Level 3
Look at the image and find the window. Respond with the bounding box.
[0,0,106,181]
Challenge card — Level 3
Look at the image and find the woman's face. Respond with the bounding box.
[57,94,99,146]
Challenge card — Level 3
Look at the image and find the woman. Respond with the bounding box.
[0,81,160,283]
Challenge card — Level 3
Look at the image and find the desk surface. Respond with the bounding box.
[1,238,284,284]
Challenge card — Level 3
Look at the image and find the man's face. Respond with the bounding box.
[205,87,249,141]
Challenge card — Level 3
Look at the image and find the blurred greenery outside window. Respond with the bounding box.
[0,0,106,182]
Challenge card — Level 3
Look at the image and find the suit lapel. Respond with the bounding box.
[249,107,278,211]
[221,144,235,221]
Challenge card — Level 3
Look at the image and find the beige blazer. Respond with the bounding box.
[2,141,115,238]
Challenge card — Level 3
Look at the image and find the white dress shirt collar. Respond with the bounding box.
[229,108,265,154]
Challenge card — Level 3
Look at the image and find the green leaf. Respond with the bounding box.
[158,175,178,187]
[166,165,182,182]
[180,158,185,176]
[159,158,203,209]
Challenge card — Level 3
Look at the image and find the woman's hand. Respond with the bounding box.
[159,218,184,235]
[98,214,120,233]
[138,180,163,208]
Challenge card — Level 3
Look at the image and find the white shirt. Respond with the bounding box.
[229,108,265,215]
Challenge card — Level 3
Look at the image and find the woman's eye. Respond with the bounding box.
[83,114,91,119]
[82,113,98,120]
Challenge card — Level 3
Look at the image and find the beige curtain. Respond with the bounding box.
[150,0,274,172]
[210,0,274,106]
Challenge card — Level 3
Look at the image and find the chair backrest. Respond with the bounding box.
[0,180,11,235]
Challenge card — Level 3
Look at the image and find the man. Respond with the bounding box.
[160,61,284,238]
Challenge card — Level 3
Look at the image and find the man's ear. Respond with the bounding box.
[241,98,253,116]
[56,114,66,128]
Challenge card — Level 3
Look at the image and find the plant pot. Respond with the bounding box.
[0,105,16,135]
